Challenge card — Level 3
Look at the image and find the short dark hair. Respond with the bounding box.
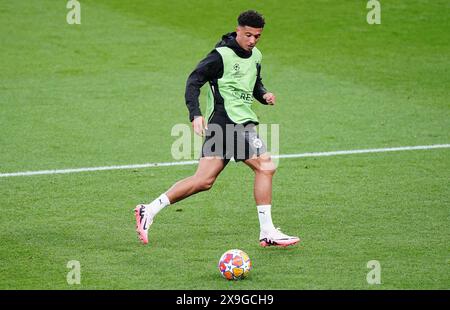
[237,10,265,28]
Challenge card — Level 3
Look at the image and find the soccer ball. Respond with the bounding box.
[218,249,252,280]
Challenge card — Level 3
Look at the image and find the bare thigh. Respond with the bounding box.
[194,156,226,180]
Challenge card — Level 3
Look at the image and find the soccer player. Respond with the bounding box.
[135,10,300,247]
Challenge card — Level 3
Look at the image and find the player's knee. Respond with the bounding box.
[255,159,276,175]
[196,176,216,191]
[261,165,276,176]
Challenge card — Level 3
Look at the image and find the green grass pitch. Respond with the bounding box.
[0,0,449,289]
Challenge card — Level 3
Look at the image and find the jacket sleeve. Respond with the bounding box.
[253,63,268,105]
[185,50,223,122]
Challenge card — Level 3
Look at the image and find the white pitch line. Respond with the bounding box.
[273,144,450,159]
[0,144,449,178]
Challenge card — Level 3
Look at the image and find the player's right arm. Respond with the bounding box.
[192,116,207,137]
[185,50,223,135]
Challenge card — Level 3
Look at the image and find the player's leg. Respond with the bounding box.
[136,113,228,245]
[166,156,226,203]
[244,153,300,247]
[135,156,225,244]
[244,152,276,205]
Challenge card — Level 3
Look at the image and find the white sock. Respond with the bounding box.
[147,193,170,216]
[257,205,276,232]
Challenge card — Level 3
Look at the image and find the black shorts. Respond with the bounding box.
[201,112,267,165]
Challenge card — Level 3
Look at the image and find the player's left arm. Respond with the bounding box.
[253,63,275,105]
